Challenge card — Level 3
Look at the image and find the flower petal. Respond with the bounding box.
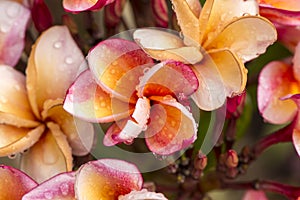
[64,70,134,123]
[75,159,143,199]
[43,100,94,156]
[259,6,300,26]
[243,190,268,200]
[145,96,197,155]
[293,42,300,82]
[199,0,259,44]
[151,0,169,28]
[258,61,298,124]
[206,16,277,62]
[259,0,300,11]
[88,39,153,103]
[0,66,39,127]
[138,61,199,98]
[293,129,300,157]
[20,123,72,183]
[191,54,227,111]
[276,24,300,52]
[208,49,247,96]
[0,1,30,66]
[26,26,85,119]
[22,172,76,200]
[0,165,37,200]
[0,124,44,157]
[186,0,201,18]
[63,0,115,12]
[118,189,168,200]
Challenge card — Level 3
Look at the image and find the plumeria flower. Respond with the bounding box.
[64,38,198,155]
[133,0,277,111]
[63,0,115,13]
[0,0,30,67]
[0,165,37,199]
[22,159,168,200]
[0,26,94,183]
[258,42,300,156]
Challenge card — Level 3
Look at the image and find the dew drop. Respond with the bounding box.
[143,67,150,74]
[153,153,167,160]
[0,24,10,33]
[44,191,54,199]
[53,41,62,49]
[60,183,69,196]
[8,154,17,159]
[14,85,21,91]
[65,56,73,64]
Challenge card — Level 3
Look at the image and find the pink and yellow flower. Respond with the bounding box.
[133,0,277,111]
[63,38,198,155]
[22,159,168,200]
[0,26,94,183]
[258,42,300,156]
[63,0,116,12]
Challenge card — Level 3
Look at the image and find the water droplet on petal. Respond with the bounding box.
[65,56,73,64]
[60,183,69,196]
[44,191,54,199]
[53,41,62,49]
[143,67,150,74]
[8,154,17,159]
[14,85,21,91]
[0,24,10,33]
[153,153,167,160]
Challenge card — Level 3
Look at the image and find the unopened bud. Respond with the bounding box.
[194,152,207,170]
[31,0,53,32]
[226,149,239,168]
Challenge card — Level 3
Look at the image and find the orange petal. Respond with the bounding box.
[206,16,277,62]
[63,0,115,12]
[258,61,298,124]
[0,1,30,66]
[208,49,247,96]
[22,172,76,200]
[26,26,85,118]
[259,0,300,11]
[21,123,72,183]
[170,0,200,44]
[190,54,227,111]
[87,39,153,103]
[119,189,168,200]
[145,96,197,155]
[0,66,38,127]
[63,70,134,123]
[75,159,143,199]
[243,190,268,200]
[43,100,94,156]
[0,124,44,157]
[138,61,199,98]
[0,165,37,200]
[199,0,259,44]
[186,0,201,18]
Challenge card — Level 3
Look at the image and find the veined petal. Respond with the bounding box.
[243,190,268,200]
[0,165,37,200]
[191,54,227,111]
[63,70,134,123]
[22,172,76,200]
[259,6,300,26]
[26,26,85,119]
[208,49,247,96]
[75,159,143,199]
[138,61,199,98]
[258,61,298,124]
[206,16,277,62]
[43,100,94,156]
[21,124,72,183]
[199,0,259,44]
[170,0,200,44]
[88,39,153,103]
[258,0,300,11]
[145,96,197,155]
[63,0,115,12]
[0,1,30,67]
[0,66,37,127]
[0,124,44,157]
[118,189,168,200]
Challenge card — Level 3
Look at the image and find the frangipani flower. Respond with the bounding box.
[133,0,277,111]
[63,0,115,12]
[0,26,94,183]
[64,38,198,155]
[0,0,30,67]
[258,42,300,156]
[0,165,37,200]
[22,159,168,200]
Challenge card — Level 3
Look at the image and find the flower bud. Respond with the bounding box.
[194,152,207,170]
[151,0,169,28]
[226,149,239,168]
[31,0,53,32]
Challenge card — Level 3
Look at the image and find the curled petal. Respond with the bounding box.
[243,190,268,200]
[259,6,300,26]
[145,96,197,155]
[87,39,153,103]
[151,0,169,28]
[0,165,37,200]
[208,49,247,96]
[118,189,168,200]
[0,124,44,157]
[258,61,298,124]
[199,0,259,44]
[0,1,30,66]
[63,0,115,12]
[105,0,126,28]
[21,124,72,183]
[75,159,143,199]
[27,26,85,119]
[22,172,76,200]
[206,16,277,62]
[63,70,134,123]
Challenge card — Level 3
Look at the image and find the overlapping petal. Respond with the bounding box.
[0,165,37,200]
[0,0,30,67]
[118,189,168,200]
[259,0,300,11]
[63,0,115,12]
